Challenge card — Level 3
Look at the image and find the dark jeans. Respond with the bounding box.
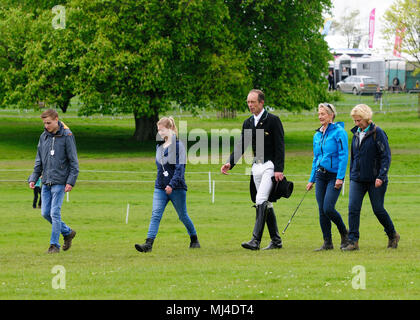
[348,180,396,242]
[315,170,347,240]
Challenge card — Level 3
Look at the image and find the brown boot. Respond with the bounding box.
[387,232,400,249]
[314,239,333,251]
[340,230,349,249]
[342,241,359,251]
[47,244,60,254]
[63,230,76,251]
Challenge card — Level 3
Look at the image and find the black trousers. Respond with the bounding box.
[33,186,42,208]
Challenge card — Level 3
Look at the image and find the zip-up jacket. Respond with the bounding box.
[29,121,79,186]
[350,123,391,182]
[155,135,187,190]
[309,122,349,182]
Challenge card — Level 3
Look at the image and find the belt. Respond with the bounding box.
[317,167,330,174]
[44,182,55,186]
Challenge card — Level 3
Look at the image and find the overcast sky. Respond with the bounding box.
[325,0,396,55]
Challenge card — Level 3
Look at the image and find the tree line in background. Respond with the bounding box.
[329,0,419,71]
[383,0,420,69]
[0,0,332,140]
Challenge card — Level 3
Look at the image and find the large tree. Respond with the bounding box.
[1,0,333,139]
[0,1,73,111]
[0,6,34,107]
[226,0,333,111]
[16,0,251,141]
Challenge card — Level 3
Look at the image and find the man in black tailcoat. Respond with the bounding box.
[221,89,285,250]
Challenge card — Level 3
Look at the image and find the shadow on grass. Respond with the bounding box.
[0,119,155,159]
[0,117,315,160]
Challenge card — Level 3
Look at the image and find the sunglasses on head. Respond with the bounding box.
[323,103,333,111]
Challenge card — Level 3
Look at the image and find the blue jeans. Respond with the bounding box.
[348,180,396,242]
[147,188,197,239]
[41,184,72,248]
[315,170,347,240]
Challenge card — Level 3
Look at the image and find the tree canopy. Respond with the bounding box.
[0,0,332,140]
[330,8,364,49]
[383,0,420,69]
[227,0,332,111]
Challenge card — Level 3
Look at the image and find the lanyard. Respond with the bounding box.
[50,137,56,156]
[160,145,169,177]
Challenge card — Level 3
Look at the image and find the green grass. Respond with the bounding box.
[1,93,420,300]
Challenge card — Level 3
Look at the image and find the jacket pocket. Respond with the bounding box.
[57,160,69,179]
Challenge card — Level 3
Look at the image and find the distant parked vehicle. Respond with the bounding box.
[336,76,379,95]
[386,59,420,92]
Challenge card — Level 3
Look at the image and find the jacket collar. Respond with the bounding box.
[351,122,376,134]
[249,109,268,127]
[44,121,65,138]
[316,121,344,133]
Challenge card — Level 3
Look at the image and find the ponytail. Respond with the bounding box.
[157,116,178,137]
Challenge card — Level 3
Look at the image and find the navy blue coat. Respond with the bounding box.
[155,135,187,190]
[350,123,391,182]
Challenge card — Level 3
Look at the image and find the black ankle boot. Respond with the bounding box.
[135,238,154,253]
[241,202,268,250]
[189,235,201,248]
[241,238,260,250]
[262,206,283,250]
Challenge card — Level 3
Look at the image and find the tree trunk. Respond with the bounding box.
[59,91,74,113]
[216,108,237,119]
[133,111,159,142]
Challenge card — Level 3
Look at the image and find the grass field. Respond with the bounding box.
[1,93,420,300]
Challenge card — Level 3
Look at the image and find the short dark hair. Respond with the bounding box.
[41,109,59,119]
[249,89,265,103]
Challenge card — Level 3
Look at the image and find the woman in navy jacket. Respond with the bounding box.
[135,117,200,253]
[342,104,399,250]
[306,103,349,251]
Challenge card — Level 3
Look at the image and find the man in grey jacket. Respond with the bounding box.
[28,109,79,253]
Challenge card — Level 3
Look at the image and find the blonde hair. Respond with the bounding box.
[350,104,373,123]
[318,102,337,120]
[157,116,178,137]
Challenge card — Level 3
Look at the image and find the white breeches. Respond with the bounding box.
[252,161,274,206]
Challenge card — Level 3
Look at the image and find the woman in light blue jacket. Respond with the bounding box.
[306,103,349,251]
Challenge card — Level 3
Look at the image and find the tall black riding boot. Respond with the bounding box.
[262,206,283,250]
[241,201,268,250]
